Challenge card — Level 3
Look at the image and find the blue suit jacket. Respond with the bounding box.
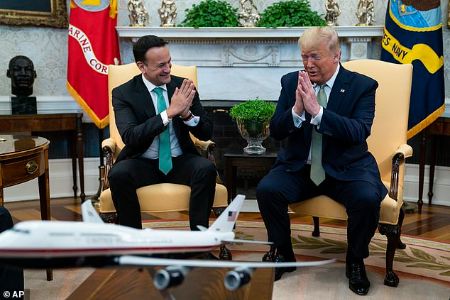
[270,65,387,197]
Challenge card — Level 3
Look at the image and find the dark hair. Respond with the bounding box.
[132,35,168,63]
[8,55,34,70]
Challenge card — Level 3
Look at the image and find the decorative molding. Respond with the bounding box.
[116,25,385,39]
[222,44,279,66]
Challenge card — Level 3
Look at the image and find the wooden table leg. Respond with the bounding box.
[418,131,426,213]
[224,157,234,203]
[71,130,78,199]
[37,148,52,281]
[428,134,437,205]
[76,115,85,202]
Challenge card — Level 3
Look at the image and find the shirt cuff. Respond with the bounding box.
[183,114,199,126]
[292,108,306,128]
[160,110,170,126]
[310,107,324,126]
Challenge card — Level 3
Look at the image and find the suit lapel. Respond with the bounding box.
[326,66,352,113]
[133,75,156,119]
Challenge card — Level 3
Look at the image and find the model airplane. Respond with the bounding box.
[0,195,335,291]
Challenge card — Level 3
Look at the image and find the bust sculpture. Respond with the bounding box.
[6,55,37,97]
[6,55,37,114]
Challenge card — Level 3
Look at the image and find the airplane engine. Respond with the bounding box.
[153,266,190,290]
[224,267,253,291]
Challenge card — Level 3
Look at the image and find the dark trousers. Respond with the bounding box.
[256,165,382,262]
[0,207,24,296]
[109,153,217,230]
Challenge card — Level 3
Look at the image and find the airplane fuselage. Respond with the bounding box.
[0,221,234,259]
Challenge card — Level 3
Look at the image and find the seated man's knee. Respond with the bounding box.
[352,187,382,211]
[194,159,216,178]
[108,163,129,186]
[256,177,279,202]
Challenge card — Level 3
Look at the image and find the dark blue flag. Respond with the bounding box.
[380,0,445,139]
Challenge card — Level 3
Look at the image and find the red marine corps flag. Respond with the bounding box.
[67,0,120,128]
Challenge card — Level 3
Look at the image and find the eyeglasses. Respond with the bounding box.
[301,54,322,62]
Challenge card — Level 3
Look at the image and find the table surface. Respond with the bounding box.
[0,113,85,201]
[224,150,278,158]
[0,135,48,156]
[68,267,274,300]
[0,109,83,115]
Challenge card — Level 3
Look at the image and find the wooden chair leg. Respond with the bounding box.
[46,268,53,281]
[379,223,400,287]
[397,208,406,249]
[312,216,320,237]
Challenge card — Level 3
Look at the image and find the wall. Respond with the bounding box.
[0,0,449,100]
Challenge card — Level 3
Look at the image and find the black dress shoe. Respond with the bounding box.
[346,262,370,295]
[262,248,296,281]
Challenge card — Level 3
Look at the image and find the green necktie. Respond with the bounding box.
[153,87,172,175]
[310,85,327,185]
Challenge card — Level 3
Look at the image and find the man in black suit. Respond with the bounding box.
[256,27,387,295]
[0,207,24,297]
[109,35,216,231]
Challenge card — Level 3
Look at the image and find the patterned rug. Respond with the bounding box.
[143,220,450,284]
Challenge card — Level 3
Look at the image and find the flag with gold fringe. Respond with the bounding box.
[67,0,120,129]
[380,0,445,139]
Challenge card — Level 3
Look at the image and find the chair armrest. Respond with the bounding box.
[189,134,223,183]
[102,137,117,154]
[395,144,413,159]
[389,144,413,201]
[101,138,118,190]
[193,138,216,152]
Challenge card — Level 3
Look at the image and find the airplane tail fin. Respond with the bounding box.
[81,200,104,224]
[208,195,245,233]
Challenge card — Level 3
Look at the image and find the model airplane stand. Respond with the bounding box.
[68,267,274,300]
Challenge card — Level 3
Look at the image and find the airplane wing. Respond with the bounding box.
[117,255,335,269]
[117,255,336,291]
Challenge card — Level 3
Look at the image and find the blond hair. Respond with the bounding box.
[298,26,340,54]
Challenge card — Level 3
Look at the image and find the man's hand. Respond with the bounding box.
[298,71,321,117]
[166,79,196,119]
[293,72,304,115]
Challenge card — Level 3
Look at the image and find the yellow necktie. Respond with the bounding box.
[153,87,172,175]
[310,85,327,185]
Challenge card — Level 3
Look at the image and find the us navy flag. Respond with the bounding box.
[381,0,445,139]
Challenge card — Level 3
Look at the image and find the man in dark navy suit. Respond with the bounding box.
[256,27,386,295]
[109,35,216,231]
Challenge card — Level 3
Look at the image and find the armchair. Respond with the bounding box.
[98,63,228,222]
[288,59,413,287]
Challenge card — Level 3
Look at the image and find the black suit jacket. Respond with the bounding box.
[112,74,212,162]
[270,65,387,196]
